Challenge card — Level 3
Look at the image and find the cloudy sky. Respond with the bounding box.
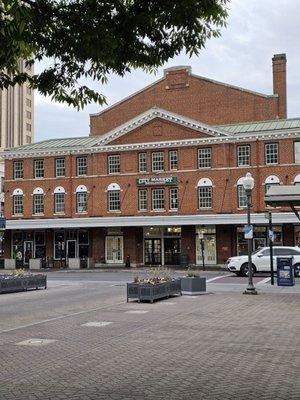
[35,0,300,142]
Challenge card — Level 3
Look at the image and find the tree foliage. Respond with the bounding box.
[0,0,228,108]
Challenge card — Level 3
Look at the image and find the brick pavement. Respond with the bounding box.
[0,292,299,399]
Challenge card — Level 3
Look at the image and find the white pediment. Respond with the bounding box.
[91,107,230,147]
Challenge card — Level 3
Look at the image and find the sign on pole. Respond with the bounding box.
[244,224,253,239]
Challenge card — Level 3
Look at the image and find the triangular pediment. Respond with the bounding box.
[91,107,230,147]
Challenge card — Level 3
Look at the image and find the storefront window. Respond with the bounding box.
[54,231,65,259]
[164,227,181,236]
[294,226,300,246]
[144,227,162,237]
[35,231,45,259]
[79,230,89,258]
[12,232,23,260]
[236,226,282,255]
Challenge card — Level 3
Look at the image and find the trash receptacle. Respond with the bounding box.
[277,257,295,286]
[180,254,188,267]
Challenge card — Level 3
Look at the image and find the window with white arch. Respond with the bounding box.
[13,188,24,215]
[265,175,280,193]
[197,178,212,209]
[236,177,247,208]
[294,174,300,186]
[107,183,121,212]
[33,187,44,214]
[76,185,88,213]
[54,186,65,214]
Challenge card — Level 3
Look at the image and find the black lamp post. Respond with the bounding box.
[242,172,258,295]
[198,230,205,271]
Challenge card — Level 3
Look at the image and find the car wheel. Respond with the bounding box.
[240,263,256,277]
[294,263,300,277]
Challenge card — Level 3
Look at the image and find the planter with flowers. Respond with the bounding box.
[0,269,47,294]
[127,267,181,303]
[181,266,206,295]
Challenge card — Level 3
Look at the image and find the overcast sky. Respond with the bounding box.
[34,0,300,142]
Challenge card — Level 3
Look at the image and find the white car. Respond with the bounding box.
[227,246,300,277]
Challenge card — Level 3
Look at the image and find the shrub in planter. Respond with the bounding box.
[181,265,206,295]
[0,269,47,294]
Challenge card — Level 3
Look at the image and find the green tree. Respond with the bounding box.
[0,0,228,108]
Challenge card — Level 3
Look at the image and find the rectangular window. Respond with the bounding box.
[198,148,212,168]
[294,142,300,164]
[13,195,23,214]
[26,111,31,119]
[169,150,178,171]
[33,194,44,214]
[237,185,247,208]
[34,159,44,178]
[265,143,278,165]
[13,161,23,179]
[237,145,251,166]
[152,188,165,211]
[77,157,87,176]
[108,155,120,174]
[108,191,120,211]
[169,188,178,210]
[138,189,147,211]
[76,192,87,213]
[54,193,65,213]
[152,152,164,172]
[55,158,65,177]
[138,153,147,173]
[198,187,212,209]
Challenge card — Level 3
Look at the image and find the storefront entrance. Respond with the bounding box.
[144,238,162,265]
[66,239,76,259]
[105,236,123,264]
[24,241,33,265]
[196,227,217,265]
[164,238,181,265]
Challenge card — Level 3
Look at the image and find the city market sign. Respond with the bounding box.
[137,176,178,186]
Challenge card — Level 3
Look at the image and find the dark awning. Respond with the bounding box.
[264,186,300,220]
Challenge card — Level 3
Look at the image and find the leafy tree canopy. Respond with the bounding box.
[0,0,228,108]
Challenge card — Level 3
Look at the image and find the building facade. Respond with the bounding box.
[3,54,300,268]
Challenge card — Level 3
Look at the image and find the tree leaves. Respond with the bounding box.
[0,0,229,108]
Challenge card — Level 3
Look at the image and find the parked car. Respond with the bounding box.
[227,246,300,277]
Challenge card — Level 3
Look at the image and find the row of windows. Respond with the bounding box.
[12,172,291,215]
[13,142,300,180]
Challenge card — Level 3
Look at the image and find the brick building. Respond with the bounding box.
[3,53,300,268]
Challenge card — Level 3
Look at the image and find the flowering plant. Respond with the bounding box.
[185,265,200,278]
[134,267,174,285]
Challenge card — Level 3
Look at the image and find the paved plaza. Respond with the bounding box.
[0,271,299,399]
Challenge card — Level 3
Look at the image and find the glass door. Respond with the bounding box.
[196,234,216,265]
[105,236,124,264]
[67,240,76,259]
[23,241,33,265]
[144,239,161,265]
[164,238,181,265]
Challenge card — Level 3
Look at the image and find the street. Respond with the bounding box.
[0,270,299,399]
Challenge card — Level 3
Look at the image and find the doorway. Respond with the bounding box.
[105,236,124,264]
[66,239,76,259]
[196,234,217,265]
[23,241,33,265]
[144,238,162,265]
[164,238,181,265]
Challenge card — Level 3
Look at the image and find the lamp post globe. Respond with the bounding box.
[242,172,258,295]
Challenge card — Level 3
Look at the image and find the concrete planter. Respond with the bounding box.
[29,258,42,270]
[0,274,47,294]
[181,277,206,295]
[68,258,81,269]
[4,259,16,270]
[127,279,181,303]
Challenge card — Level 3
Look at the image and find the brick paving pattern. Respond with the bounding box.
[0,292,299,399]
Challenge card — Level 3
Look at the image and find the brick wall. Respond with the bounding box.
[90,59,286,136]
[4,135,300,220]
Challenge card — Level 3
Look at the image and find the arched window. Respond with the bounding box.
[54,186,65,214]
[197,178,212,209]
[294,174,300,186]
[12,188,24,215]
[237,177,247,208]
[107,183,121,212]
[33,187,44,214]
[265,175,280,193]
[76,185,88,213]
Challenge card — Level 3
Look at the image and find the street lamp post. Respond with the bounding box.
[198,231,205,271]
[242,172,258,295]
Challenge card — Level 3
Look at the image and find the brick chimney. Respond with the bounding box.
[272,53,287,119]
